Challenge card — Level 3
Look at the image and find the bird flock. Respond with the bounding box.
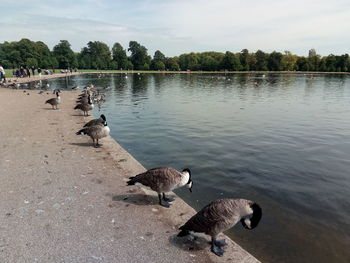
[42,81,262,257]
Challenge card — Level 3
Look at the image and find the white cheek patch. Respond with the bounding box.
[244,218,251,229]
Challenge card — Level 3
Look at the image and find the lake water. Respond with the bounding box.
[46,73,350,263]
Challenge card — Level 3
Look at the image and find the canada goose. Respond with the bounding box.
[94,93,106,103]
[45,92,61,109]
[83,114,107,127]
[177,198,262,256]
[74,96,94,116]
[10,83,20,89]
[72,85,79,90]
[52,88,61,94]
[127,167,193,208]
[42,83,50,90]
[76,122,110,147]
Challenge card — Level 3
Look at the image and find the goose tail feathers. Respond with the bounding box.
[177,227,190,237]
[126,176,136,185]
[76,129,87,135]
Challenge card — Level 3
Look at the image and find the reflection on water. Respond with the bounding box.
[47,73,350,263]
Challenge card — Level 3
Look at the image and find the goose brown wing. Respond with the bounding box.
[46,98,56,104]
[85,125,104,137]
[84,118,103,127]
[132,167,180,189]
[179,199,240,235]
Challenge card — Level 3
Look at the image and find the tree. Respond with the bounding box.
[221,51,242,71]
[165,57,180,71]
[325,54,336,72]
[77,41,112,69]
[53,40,77,69]
[239,49,250,71]
[112,42,128,69]
[281,51,297,71]
[308,54,321,71]
[128,41,151,70]
[25,58,38,68]
[151,50,166,70]
[267,51,283,71]
[255,50,268,70]
[335,54,349,72]
[296,57,310,71]
[178,53,199,70]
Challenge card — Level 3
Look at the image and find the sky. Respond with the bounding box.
[1,0,350,57]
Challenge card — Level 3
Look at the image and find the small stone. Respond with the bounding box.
[145,232,153,237]
[53,203,60,209]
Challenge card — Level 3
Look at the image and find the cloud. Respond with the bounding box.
[1,0,350,56]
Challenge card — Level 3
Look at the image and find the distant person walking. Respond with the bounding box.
[38,67,42,79]
[31,66,35,76]
[26,68,31,78]
[0,65,6,83]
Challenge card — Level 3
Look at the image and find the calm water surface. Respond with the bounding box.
[47,73,350,263]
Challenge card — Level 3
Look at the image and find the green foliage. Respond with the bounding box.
[128,41,150,70]
[221,51,242,71]
[165,57,180,71]
[255,50,268,71]
[0,38,54,68]
[281,51,297,71]
[112,42,128,69]
[0,38,349,72]
[239,49,250,71]
[268,51,283,71]
[151,50,166,70]
[53,40,77,69]
[25,58,38,68]
[296,57,310,71]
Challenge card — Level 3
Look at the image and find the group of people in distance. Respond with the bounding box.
[12,66,47,78]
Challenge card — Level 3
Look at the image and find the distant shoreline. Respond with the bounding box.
[2,70,349,86]
[80,70,350,75]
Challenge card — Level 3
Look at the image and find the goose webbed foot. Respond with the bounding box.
[211,244,225,257]
[211,237,226,256]
[158,193,171,208]
[213,239,227,247]
[160,202,171,208]
[162,193,175,202]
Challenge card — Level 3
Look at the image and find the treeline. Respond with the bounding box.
[0,39,349,72]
